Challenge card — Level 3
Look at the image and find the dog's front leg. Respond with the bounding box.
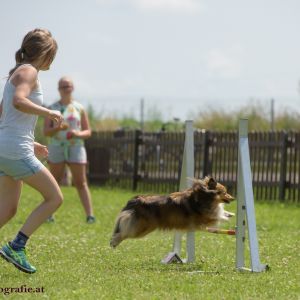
[224,210,235,218]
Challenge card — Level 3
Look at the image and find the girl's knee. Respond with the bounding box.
[56,192,64,207]
[50,190,64,208]
[8,205,18,218]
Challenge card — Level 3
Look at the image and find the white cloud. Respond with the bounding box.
[130,0,203,14]
[206,45,243,79]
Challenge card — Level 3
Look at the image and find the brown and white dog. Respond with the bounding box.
[110,177,235,248]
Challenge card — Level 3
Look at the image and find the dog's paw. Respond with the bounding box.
[224,211,235,218]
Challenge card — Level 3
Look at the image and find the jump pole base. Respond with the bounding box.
[237,264,270,273]
[161,252,183,264]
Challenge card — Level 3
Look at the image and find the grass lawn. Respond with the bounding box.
[0,185,299,299]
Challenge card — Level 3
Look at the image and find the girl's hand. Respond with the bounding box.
[48,110,63,125]
[66,130,80,139]
[34,142,49,159]
[53,122,69,131]
[60,122,69,130]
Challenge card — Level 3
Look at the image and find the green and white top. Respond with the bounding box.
[48,100,84,147]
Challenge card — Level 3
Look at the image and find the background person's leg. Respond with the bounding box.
[69,163,94,221]
[49,162,65,184]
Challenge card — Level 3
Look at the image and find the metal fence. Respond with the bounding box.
[85,130,300,202]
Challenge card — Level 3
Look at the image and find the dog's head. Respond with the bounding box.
[202,176,235,204]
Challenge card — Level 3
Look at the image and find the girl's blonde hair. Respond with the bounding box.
[9,28,58,76]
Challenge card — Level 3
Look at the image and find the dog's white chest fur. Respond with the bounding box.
[216,203,229,222]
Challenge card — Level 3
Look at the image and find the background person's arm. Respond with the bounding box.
[69,109,92,139]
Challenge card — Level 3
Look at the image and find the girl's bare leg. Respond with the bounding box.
[20,167,63,236]
[0,176,22,229]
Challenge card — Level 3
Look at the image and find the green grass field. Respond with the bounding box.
[0,185,299,299]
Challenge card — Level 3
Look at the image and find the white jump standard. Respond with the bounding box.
[236,119,268,272]
[161,120,195,264]
[162,119,269,273]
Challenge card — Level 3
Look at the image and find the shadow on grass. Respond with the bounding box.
[110,258,239,275]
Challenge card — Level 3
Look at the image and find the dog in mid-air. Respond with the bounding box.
[110,177,235,248]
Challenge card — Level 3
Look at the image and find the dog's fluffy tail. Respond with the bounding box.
[110,210,134,248]
[112,216,121,236]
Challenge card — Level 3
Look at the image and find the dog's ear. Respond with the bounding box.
[192,180,206,192]
[194,184,218,201]
[192,180,218,195]
[203,176,210,185]
[207,177,217,190]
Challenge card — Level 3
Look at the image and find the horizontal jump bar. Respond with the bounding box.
[206,227,236,235]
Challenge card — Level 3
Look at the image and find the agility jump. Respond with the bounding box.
[162,119,268,273]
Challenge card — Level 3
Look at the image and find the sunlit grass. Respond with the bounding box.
[0,186,299,299]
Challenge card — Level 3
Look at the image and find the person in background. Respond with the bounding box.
[0,28,63,274]
[44,76,95,224]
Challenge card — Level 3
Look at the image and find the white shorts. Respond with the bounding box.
[48,144,87,164]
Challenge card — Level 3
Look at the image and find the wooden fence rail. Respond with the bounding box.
[85,130,300,202]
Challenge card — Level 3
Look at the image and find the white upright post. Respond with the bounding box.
[236,119,268,272]
[162,120,195,264]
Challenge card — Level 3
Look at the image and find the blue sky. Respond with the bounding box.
[1,0,300,121]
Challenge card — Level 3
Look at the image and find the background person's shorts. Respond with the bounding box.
[0,155,44,180]
[48,144,87,164]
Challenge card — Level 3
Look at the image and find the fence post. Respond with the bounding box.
[132,130,141,191]
[279,132,288,201]
[202,130,211,177]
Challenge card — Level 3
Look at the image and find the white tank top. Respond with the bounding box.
[0,65,43,159]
